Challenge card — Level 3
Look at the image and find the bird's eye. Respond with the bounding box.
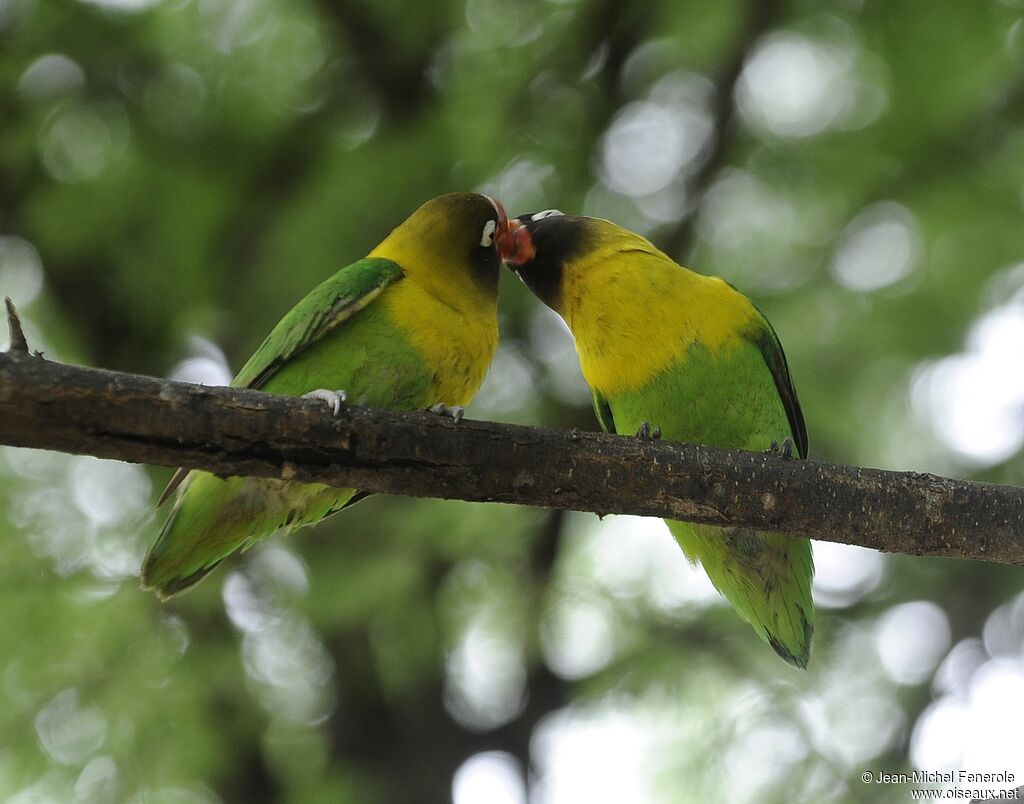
[480,219,497,247]
[532,209,563,220]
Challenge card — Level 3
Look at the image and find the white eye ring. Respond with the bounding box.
[480,219,497,247]
[532,209,563,220]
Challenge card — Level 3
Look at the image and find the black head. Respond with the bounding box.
[498,210,594,312]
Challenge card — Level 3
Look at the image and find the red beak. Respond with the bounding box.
[483,196,536,265]
[495,218,536,266]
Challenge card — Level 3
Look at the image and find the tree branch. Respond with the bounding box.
[1,349,1022,564]
[4,297,28,354]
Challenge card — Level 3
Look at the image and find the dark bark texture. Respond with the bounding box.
[3,348,1024,566]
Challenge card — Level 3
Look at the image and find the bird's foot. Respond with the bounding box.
[429,402,465,424]
[766,437,795,460]
[303,388,348,417]
[635,422,662,440]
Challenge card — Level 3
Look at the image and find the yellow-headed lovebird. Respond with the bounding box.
[498,210,814,667]
[142,192,511,599]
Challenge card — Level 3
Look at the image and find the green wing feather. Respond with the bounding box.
[743,312,807,459]
[144,259,405,597]
[234,258,404,390]
[157,259,403,507]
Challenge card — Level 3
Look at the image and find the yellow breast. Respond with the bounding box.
[563,246,755,398]
[382,277,499,406]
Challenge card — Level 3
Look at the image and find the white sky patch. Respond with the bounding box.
[533,707,663,804]
[5,448,151,582]
[169,335,233,386]
[875,601,952,685]
[600,73,713,198]
[831,202,922,292]
[811,540,885,608]
[240,614,335,726]
[18,54,85,98]
[642,521,721,611]
[582,183,663,237]
[74,757,118,804]
[633,178,691,226]
[69,456,151,529]
[452,752,525,804]
[34,689,108,766]
[223,573,335,726]
[723,721,809,804]
[480,158,557,217]
[472,342,537,417]
[527,306,592,407]
[40,101,130,184]
[913,658,1024,779]
[980,589,1024,659]
[445,616,526,730]
[0,236,45,307]
[911,284,1024,467]
[736,28,874,139]
[933,638,988,699]
[540,595,616,680]
[801,626,907,769]
[695,169,822,293]
[245,544,310,596]
[541,515,719,682]
[912,695,969,772]
[700,170,791,248]
[571,515,720,611]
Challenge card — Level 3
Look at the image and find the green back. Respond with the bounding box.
[595,339,794,452]
[595,338,815,668]
[234,257,404,390]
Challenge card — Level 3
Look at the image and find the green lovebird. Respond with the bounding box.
[142,192,512,599]
[499,210,814,668]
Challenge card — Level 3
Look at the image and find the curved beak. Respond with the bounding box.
[482,196,536,265]
[495,217,536,266]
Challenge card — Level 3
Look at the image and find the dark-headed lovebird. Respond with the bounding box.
[499,210,814,668]
[142,192,512,599]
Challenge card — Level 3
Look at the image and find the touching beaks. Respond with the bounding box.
[496,218,536,266]
[481,195,535,265]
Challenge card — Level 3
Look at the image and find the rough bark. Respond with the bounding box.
[2,347,1023,566]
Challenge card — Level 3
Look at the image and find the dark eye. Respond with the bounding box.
[480,219,497,247]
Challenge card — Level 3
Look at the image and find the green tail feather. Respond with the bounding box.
[668,520,814,668]
[145,560,222,601]
[142,471,356,599]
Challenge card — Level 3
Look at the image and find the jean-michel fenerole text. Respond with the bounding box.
[868,771,1015,785]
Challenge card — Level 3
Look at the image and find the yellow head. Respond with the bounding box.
[370,192,510,310]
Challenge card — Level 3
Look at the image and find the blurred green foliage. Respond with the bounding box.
[3,0,1024,802]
